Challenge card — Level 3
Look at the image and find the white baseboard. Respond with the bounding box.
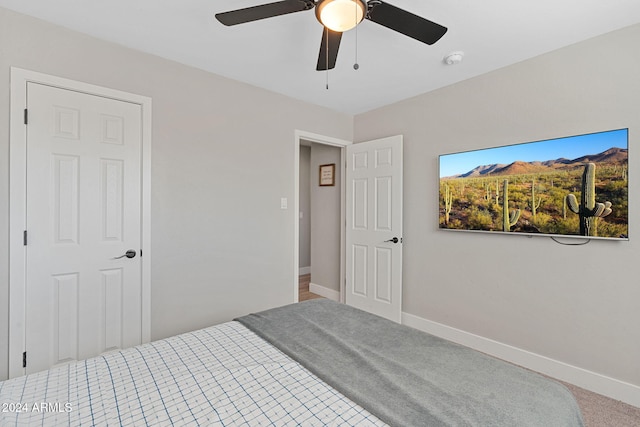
[402,312,640,408]
[309,282,340,301]
[299,266,311,276]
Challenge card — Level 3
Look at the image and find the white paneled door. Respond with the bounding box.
[24,82,143,374]
[345,135,403,322]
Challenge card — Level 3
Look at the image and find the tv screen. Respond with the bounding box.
[439,129,628,240]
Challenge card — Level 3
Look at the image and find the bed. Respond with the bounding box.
[0,299,584,426]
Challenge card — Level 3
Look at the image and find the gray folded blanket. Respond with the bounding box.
[236,299,584,427]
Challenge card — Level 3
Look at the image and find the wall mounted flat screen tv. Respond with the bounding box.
[439,129,628,240]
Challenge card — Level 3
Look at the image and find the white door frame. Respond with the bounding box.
[293,130,351,303]
[8,67,152,378]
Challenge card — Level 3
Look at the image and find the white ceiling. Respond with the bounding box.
[2,0,640,114]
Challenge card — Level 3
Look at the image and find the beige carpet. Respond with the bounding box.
[560,381,640,427]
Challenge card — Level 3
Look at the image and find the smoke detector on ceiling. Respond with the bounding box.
[443,51,464,65]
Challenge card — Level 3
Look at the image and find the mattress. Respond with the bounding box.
[0,321,386,426]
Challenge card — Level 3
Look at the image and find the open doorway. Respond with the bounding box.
[293,131,350,303]
[294,132,404,321]
[299,141,342,301]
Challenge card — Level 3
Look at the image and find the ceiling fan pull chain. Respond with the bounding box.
[353,2,358,70]
[354,0,359,70]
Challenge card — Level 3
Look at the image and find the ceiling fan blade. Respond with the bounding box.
[316,27,343,71]
[366,1,447,45]
[216,0,313,26]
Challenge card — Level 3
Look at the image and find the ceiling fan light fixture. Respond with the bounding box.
[316,0,366,32]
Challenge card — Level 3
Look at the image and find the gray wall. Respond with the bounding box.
[298,145,311,271]
[0,7,353,380]
[310,143,342,292]
[354,24,640,389]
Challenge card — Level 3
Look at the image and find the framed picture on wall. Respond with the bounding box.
[319,163,335,186]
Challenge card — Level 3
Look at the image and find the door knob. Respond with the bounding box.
[112,250,136,259]
[384,237,401,244]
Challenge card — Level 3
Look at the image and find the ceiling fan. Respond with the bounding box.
[215,0,447,71]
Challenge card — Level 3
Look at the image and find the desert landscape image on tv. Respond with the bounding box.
[439,129,628,240]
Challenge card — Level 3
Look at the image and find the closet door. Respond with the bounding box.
[23,82,143,374]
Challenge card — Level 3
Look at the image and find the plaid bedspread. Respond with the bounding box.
[0,321,386,426]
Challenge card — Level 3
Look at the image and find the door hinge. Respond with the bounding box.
[24,108,28,125]
[23,230,27,246]
[22,351,27,368]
